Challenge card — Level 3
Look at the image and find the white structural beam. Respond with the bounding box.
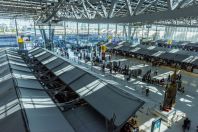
[133,0,145,15]
[136,0,158,15]
[59,5,198,24]
[128,23,132,42]
[125,0,133,16]
[123,25,127,40]
[82,0,90,19]
[168,0,188,10]
[171,0,182,10]
[100,1,108,18]
[74,6,86,18]
[86,0,103,17]
[42,0,65,23]
[177,0,188,8]
[113,3,126,16]
[108,0,118,18]
[71,5,78,19]
[179,0,194,8]
[167,0,172,10]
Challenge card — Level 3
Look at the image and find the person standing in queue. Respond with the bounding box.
[146,88,150,96]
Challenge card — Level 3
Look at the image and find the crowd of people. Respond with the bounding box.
[56,47,95,62]
[142,69,166,86]
[104,61,142,81]
[109,48,197,73]
[141,69,184,92]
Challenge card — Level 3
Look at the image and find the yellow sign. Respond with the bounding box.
[18,38,24,44]
[167,40,172,45]
[108,35,112,40]
[101,45,107,52]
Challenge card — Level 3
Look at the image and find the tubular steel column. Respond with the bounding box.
[15,19,18,37]
[77,22,79,45]
[128,23,132,43]
[142,25,144,39]
[122,25,125,40]
[98,24,100,35]
[123,25,128,41]
[39,26,46,48]
[64,21,67,42]
[48,24,52,51]
[15,18,24,50]
[107,23,109,40]
[97,23,100,56]
[88,23,90,43]
[154,25,158,40]
[115,23,117,38]
[147,26,150,39]
[34,21,36,39]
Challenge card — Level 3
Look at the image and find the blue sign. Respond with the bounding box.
[151,118,161,132]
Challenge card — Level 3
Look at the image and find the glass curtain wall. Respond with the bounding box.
[33,22,198,45]
[0,18,36,47]
[117,24,124,40]
[65,22,78,44]
[78,23,88,45]
[99,24,108,40]
[108,24,116,38]
[5,19,198,47]
[137,25,166,41]
[89,24,98,35]
[89,23,100,43]
[164,26,198,42]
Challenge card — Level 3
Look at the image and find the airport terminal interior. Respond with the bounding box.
[0,0,198,132]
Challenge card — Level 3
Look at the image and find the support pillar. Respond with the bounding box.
[107,24,109,40]
[123,25,125,40]
[154,25,158,40]
[39,24,54,51]
[142,25,144,39]
[48,23,55,51]
[98,24,100,36]
[147,26,150,39]
[128,23,132,43]
[34,21,36,39]
[97,23,100,56]
[77,22,79,45]
[115,24,117,38]
[15,19,18,37]
[88,23,90,43]
[39,26,46,48]
[123,25,127,41]
[64,21,67,42]
[15,18,25,50]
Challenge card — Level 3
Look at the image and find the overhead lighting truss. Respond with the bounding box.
[0,0,197,27]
